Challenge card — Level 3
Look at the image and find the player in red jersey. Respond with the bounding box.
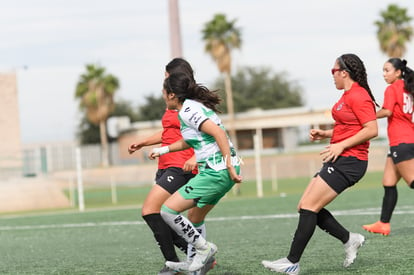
[363,58,414,236]
[129,58,214,275]
[262,54,378,274]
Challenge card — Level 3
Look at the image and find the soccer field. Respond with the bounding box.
[1,173,414,275]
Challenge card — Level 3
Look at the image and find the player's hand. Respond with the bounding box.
[320,143,344,163]
[228,166,242,183]
[128,143,143,154]
[148,146,169,160]
[148,149,160,160]
[183,158,197,172]
[309,129,326,141]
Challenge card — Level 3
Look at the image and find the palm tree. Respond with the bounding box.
[75,64,120,167]
[375,4,413,58]
[202,13,242,147]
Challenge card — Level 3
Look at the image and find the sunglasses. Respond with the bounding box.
[331,68,342,75]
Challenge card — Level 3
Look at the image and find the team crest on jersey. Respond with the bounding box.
[184,107,191,112]
[336,103,343,111]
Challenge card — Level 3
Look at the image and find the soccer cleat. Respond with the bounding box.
[362,221,390,236]
[158,264,179,275]
[165,261,190,272]
[343,232,365,267]
[188,242,218,272]
[190,256,217,275]
[262,257,300,275]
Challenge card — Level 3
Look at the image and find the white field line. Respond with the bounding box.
[1,207,414,231]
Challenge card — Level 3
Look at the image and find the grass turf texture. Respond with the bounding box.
[1,171,413,274]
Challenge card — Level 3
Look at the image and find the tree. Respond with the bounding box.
[77,99,140,145]
[137,94,166,121]
[375,4,413,57]
[75,64,119,167]
[213,66,304,112]
[202,13,241,146]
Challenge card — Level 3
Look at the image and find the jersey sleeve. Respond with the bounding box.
[180,104,209,130]
[348,91,376,125]
[382,85,397,111]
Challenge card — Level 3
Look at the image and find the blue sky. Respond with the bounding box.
[1,0,414,143]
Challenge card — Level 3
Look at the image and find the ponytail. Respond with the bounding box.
[402,62,414,96]
[340,54,379,108]
[164,72,222,112]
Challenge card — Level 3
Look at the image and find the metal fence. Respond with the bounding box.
[20,142,130,177]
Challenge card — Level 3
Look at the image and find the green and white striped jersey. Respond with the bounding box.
[178,99,235,170]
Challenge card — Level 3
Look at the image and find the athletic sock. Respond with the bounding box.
[317,208,349,244]
[287,208,317,263]
[142,213,180,262]
[187,222,206,261]
[160,206,205,249]
[380,186,398,223]
[171,228,188,255]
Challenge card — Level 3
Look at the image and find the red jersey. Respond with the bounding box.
[159,109,196,172]
[331,82,376,160]
[382,79,414,146]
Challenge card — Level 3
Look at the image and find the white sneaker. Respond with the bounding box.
[189,242,218,272]
[343,232,365,267]
[262,257,300,275]
[165,260,190,272]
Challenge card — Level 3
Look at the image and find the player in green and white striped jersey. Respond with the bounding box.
[150,71,242,273]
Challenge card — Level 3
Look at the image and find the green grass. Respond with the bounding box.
[61,170,383,209]
[1,171,413,274]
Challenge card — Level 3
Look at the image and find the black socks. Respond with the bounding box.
[287,209,317,263]
[317,208,349,244]
[380,186,398,223]
[287,207,352,263]
[142,213,187,262]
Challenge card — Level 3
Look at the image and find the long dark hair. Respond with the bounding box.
[165,58,195,83]
[164,72,221,112]
[338,53,379,107]
[387,58,414,96]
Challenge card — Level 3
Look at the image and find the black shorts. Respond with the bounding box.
[388,143,414,164]
[316,156,368,194]
[155,167,196,194]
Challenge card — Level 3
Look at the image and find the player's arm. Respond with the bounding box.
[321,120,378,163]
[128,130,163,154]
[199,120,242,183]
[148,138,190,159]
[309,129,333,141]
[376,108,392,119]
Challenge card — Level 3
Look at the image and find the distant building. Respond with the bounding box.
[117,106,335,162]
[0,72,23,179]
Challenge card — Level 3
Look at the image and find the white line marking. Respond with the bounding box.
[1,207,413,231]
